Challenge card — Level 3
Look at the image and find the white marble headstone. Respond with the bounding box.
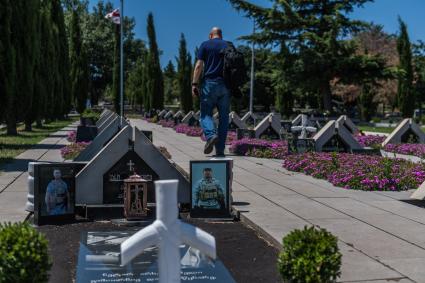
[382,118,425,146]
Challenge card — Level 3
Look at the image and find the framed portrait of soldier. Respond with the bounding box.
[34,163,81,225]
[190,160,231,218]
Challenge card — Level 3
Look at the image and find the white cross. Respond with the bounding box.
[127,160,135,172]
[291,114,317,139]
[120,180,216,283]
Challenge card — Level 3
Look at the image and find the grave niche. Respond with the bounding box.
[103,150,158,204]
[321,135,350,152]
[259,126,281,140]
[401,128,420,143]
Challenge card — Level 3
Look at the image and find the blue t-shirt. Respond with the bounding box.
[197,38,228,80]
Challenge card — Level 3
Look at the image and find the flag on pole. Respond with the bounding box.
[105,9,121,25]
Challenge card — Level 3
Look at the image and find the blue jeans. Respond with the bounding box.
[200,78,230,154]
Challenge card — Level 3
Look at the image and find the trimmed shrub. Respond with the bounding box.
[277,226,341,283]
[0,222,51,283]
[81,109,100,122]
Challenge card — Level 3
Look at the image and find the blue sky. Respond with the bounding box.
[90,0,425,67]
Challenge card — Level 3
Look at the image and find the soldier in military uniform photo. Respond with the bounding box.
[193,168,226,210]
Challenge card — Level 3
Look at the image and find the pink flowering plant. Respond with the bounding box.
[355,134,385,148]
[158,119,175,128]
[66,131,76,143]
[384,143,425,158]
[229,138,288,159]
[174,124,203,136]
[60,142,90,160]
[282,152,425,191]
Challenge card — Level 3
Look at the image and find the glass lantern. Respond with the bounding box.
[123,174,148,220]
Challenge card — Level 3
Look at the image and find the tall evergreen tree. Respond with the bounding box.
[163,60,177,104]
[0,0,15,131]
[146,13,164,110]
[52,0,71,118]
[69,5,89,114]
[397,17,414,117]
[228,0,385,112]
[176,34,193,112]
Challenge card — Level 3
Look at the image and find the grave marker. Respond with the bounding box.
[164,110,175,121]
[313,120,363,152]
[291,114,317,139]
[382,118,425,146]
[336,115,359,135]
[157,110,167,120]
[173,110,185,124]
[182,111,200,127]
[254,113,282,139]
[241,112,258,128]
[228,111,246,130]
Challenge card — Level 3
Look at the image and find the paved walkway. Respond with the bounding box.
[0,123,77,222]
[132,119,425,283]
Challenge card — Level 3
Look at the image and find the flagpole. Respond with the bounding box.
[120,0,124,126]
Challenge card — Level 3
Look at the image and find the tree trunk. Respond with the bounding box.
[24,121,32,132]
[6,119,17,136]
[321,83,332,112]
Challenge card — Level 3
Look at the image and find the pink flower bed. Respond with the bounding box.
[229,138,288,159]
[384,144,425,158]
[282,152,425,191]
[60,142,90,160]
[158,119,175,128]
[355,134,386,148]
[174,124,203,137]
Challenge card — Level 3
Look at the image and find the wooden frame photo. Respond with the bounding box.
[190,160,231,218]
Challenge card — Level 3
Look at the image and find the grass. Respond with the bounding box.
[358,126,395,134]
[0,118,78,169]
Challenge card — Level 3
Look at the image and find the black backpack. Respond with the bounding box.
[222,42,246,98]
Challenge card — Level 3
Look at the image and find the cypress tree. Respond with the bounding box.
[69,5,89,114]
[176,33,193,113]
[146,13,164,110]
[397,17,415,117]
[0,0,14,128]
[52,0,71,118]
[163,60,176,104]
[112,24,120,113]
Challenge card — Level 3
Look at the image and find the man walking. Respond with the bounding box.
[192,27,229,157]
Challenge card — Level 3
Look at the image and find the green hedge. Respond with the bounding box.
[278,226,341,283]
[81,109,100,122]
[0,222,51,283]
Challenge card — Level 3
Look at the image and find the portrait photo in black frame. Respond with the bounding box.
[34,163,84,225]
[190,160,231,218]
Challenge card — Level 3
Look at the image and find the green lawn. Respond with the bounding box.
[0,118,77,169]
[358,126,395,133]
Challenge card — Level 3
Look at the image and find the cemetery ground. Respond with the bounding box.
[134,118,425,283]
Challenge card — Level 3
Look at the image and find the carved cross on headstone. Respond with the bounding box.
[120,180,216,283]
[127,160,135,172]
[291,114,317,139]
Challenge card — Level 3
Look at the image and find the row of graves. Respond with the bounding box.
[26,109,237,282]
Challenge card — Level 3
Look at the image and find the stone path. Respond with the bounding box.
[132,119,425,283]
[0,123,77,222]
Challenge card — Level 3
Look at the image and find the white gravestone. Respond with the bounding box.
[382,118,425,146]
[410,181,425,200]
[157,110,167,120]
[120,180,216,283]
[173,110,185,123]
[241,111,258,127]
[182,111,199,125]
[336,115,359,135]
[164,110,175,121]
[254,113,282,139]
[313,120,363,152]
[291,114,317,139]
[228,112,247,130]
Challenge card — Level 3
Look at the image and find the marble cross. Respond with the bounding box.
[126,160,135,172]
[291,114,317,139]
[120,180,216,283]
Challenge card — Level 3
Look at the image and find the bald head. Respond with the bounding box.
[209,27,223,39]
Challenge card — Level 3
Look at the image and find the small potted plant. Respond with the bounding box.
[277,226,341,283]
